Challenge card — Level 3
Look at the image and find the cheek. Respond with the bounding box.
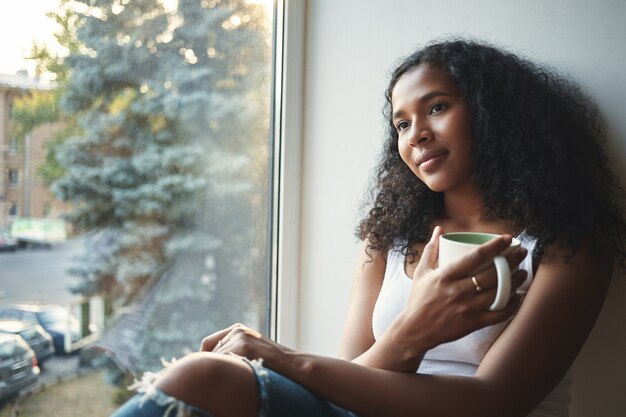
[397,136,410,158]
[397,143,422,178]
[397,140,413,168]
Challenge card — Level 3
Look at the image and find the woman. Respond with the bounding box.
[111,39,626,417]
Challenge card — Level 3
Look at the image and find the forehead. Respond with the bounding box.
[391,64,460,109]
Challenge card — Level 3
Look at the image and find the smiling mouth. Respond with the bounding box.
[416,150,449,168]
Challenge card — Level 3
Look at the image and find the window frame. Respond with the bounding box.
[269,0,306,348]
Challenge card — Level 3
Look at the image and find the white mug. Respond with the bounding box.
[438,232,521,310]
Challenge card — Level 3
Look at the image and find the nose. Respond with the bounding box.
[407,126,433,148]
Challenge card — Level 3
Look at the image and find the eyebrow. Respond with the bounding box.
[392,90,453,120]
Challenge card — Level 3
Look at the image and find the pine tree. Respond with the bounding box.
[49,0,273,372]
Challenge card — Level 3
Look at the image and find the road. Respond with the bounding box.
[0,237,97,409]
[39,354,81,384]
[0,237,85,305]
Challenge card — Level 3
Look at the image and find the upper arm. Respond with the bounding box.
[338,242,387,360]
[475,236,613,415]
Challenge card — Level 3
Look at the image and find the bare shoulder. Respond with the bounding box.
[358,239,388,265]
[537,234,613,296]
[523,234,614,332]
[350,240,388,298]
[351,239,389,282]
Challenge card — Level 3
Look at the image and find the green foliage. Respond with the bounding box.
[46,0,274,372]
[10,92,59,138]
[42,124,81,186]
[29,0,83,82]
[15,0,84,185]
[9,88,75,186]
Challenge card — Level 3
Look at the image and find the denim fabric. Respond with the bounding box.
[110,359,360,417]
[247,359,360,417]
[110,386,216,417]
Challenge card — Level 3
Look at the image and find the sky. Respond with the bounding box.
[0,0,272,77]
[0,0,61,76]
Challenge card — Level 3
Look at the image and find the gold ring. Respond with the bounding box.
[471,276,483,292]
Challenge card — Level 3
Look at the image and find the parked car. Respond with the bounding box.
[0,333,40,401]
[0,305,80,354]
[0,320,54,365]
[0,232,18,252]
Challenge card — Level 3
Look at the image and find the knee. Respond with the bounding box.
[154,352,259,416]
[156,352,248,393]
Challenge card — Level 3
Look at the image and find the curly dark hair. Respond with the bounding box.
[357,37,626,266]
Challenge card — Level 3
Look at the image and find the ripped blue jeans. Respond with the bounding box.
[110,359,360,417]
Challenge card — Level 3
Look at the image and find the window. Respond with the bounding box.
[8,137,19,155]
[8,202,18,217]
[8,170,19,188]
[0,0,300,413]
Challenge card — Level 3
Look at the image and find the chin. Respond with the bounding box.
[420,179,448,192]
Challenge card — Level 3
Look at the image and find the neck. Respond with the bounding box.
[440,183,505,232]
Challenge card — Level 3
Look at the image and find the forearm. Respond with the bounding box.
[349,310,433,372]
[272,351,503,417]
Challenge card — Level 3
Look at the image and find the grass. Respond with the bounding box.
[1,371,119,417]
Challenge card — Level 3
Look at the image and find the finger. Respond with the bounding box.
[217,325,262,352]
[417,226,443,272]
[470,269,527,308]
[486,293,523,322]
[469,248,528,290]
[244,328,262,338]
[504,246,529,271]
[199,323,245,352]
[443,235,513,280]
[473,293,523,328]
[511,269,528,291]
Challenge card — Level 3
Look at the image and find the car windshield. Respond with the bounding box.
[19,327,39,341]
[38,310,67,325]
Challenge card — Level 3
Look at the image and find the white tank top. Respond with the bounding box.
[371,231,571,417]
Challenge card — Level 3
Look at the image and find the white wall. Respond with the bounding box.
[298,1,626,416]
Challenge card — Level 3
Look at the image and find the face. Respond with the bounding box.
[391,64,474,193]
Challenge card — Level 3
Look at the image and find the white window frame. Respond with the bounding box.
[270,0,305,348]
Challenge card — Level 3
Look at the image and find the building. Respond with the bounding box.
[0,72,70,229]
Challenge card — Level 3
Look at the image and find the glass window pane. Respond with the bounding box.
[0,0,277,413]
[8,170,19,187]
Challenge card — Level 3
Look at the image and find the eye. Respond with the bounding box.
[395,120,410,132]
[428,103,446,115]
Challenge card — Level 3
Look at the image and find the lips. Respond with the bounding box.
[416,149,449,167]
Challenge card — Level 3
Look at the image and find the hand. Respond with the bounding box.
[200,323,294,370]
[383,226,528,368]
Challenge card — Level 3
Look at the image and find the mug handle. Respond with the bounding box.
[489,256,512,311]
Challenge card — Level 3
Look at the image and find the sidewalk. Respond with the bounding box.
[1,355,118,417]
[5,370,117,417]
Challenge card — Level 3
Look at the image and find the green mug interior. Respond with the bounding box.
[441,233,498,245]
